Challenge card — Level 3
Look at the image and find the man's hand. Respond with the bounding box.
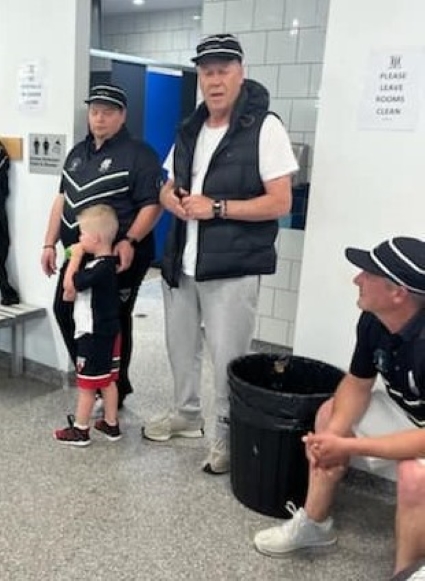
[114,239,134,273]
[41,247,57,277]
[181,194,216,220]
[303,431,350,470]
[159,181,189,221]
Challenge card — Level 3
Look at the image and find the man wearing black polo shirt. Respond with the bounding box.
[254,237,425,578]
[41,84,162,408]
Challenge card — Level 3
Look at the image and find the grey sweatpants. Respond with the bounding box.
[162,274,260,440]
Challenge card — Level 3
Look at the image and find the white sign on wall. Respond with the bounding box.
[18,61,45,111]
[358,48,425,131]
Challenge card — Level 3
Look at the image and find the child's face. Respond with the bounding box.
[79,229,98,253]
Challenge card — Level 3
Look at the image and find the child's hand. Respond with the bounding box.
[63,288,76,302]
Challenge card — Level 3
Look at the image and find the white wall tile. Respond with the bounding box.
[202,2,226,34]
[290,98,318,132]
[134,15,150,33]
[247,65,279,97]
[274,289,299,320]
[316,0,330,28]
[284,0,318,29]
[238,32,267,65]
[163,10,184,30]
[102,17,115,36]
[287,322,295,347]
[290,261,302,291]
[309,63,322,97]
[258,285,274,316]
[225,0,255,32]
[258,317,289,346]
[278,229,305,260]
[266,30,297,64]
[297,28,326,63]
[289,131,305,143]
[269,98,292,125]
[263,259,292,290]
[180,50,195,66]
[253,0,285,30]
[278,64,310,97]
[120,14,137,33]
[172,30,189,50]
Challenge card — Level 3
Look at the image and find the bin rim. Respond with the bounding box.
[227,353,345,399]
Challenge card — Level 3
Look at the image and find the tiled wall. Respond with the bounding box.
[102,0,329,349]
[256,229,305,347]
[102,8,202,66]
[202,0,329,177]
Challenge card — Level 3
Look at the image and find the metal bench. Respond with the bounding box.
[0,303,47,376]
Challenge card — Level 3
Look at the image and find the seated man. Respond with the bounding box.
[254,237,425,578]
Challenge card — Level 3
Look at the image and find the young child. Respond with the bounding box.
[54,204,122,446]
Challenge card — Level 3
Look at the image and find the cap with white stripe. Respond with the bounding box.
[85,84,127,109]
[345,237,425,295]
[192,34,244,65]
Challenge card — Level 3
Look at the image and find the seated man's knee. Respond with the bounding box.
[397,459,425,506]
[315,398,334,433]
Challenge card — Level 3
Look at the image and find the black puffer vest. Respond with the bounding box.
[162,79,279,288]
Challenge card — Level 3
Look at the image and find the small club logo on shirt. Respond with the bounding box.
[99,158,112,173]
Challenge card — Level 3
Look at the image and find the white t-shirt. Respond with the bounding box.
[164,114,299,276]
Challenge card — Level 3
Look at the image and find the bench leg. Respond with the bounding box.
[11,323,24,377]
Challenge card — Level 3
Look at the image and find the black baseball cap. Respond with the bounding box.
[85,84,127,109]
[345,237,425,295]
[192,34,244,65]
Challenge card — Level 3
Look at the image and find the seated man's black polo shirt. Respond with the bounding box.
[350,310,425,427]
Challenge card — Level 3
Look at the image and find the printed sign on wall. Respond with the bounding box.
[29,134,66,175]
[358,48,425,131]
[18,61,45,111]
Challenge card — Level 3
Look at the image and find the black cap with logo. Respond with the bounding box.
[192,34,244,65]
[346,237,425,295]
[85,84,128,109]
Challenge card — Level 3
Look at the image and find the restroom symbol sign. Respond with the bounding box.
[29,133,66,175]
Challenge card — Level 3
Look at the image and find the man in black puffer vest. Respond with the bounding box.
[0,141,19,306]
[142,34,299,474]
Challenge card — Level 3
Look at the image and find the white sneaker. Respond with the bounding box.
[202,438,230,474]
[142,411,205,442]
[254,502,337,557]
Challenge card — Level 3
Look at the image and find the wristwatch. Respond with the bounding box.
[124,235,138,247]
[212,200,222,219]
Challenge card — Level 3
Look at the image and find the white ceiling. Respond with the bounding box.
[102,0,202,14]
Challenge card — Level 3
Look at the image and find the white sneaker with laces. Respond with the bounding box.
[202,438,230,474]
[142,411,205,442]
[254,501,337,557]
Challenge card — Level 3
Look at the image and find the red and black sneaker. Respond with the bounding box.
[94,419,122,442]
[54,414,90,447]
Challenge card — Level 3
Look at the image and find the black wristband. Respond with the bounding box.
[124,235,138,248]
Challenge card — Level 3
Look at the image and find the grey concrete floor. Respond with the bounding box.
[0,274,396,581]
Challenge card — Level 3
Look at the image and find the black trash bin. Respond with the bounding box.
[228,353,344,518]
